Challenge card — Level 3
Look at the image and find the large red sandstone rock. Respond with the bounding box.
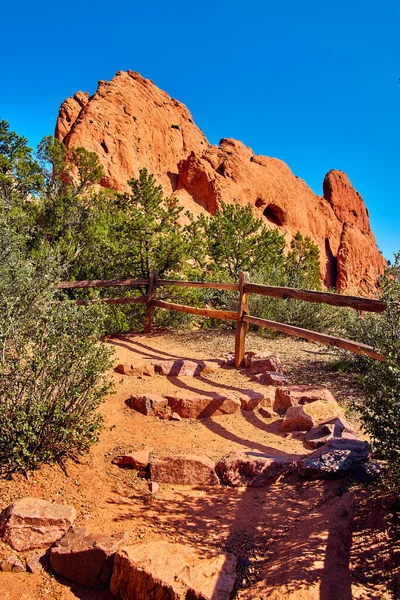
[274,385,337,414]
[0,498,76,551]
[165,393,241,419]
[216,451,295,487]
[127,394,168,416]
[153,359,208,377]
[110,541,237,600]
[281,399,344,432]
[56,71,385,292]
[115,362,155,377]
[49,528,127,589]
[149,455,220,486]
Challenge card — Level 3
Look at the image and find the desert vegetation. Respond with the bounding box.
[0,119,399,489]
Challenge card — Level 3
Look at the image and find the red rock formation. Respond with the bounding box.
[56,70,385,291]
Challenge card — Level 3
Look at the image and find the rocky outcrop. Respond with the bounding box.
[56,70,385,291]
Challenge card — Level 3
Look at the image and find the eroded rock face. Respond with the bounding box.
[56,70,385,292]
[150,455,220,486]
[216,451,294,487]
[49,528,127,589]
[0,498,76,552]
[110,541,237,600]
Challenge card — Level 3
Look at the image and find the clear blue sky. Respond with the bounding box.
[2,0,399,260]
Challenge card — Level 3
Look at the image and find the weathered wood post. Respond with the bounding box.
[234,271,249,367]
[144,270,159,333]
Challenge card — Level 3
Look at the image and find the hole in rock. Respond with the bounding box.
[100,141,109,154]
[263,204,285,226]
[255,198,266,208]
[171,124,180,130]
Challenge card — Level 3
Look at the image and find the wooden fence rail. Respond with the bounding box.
[57,272,387,364]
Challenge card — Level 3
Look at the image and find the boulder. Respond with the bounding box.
[298,439,370,479]
[112,449,151,470]
[110,541,237,600]
[165,393,241,419]
[127,394,168,416]
[153,359,206,377]
[115,362,155,377]
[0,498,76,552]
[248,353,282,374]
[274,385,337,414]
[253,371,288,386]
[281,401,344,433]
[150,455,220,486]
[217,451,294,487]
[0,554,25,573]
[49,528,127,589]
[281,406,314,432]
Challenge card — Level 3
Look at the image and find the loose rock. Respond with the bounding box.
[217,451,295,487]
[274,385,337,414]
[248,353,282,374]
[115,362,155,377]
[281,406,314,432]
[26,551,46,574]
[148,482,160,494]
[165,393,241,419]
[298,439,370,479]
[0,554,25,573]
[0,498,76,552]
[49,528,127,589]
[150,455,220,486]
[112,449,151,470]
[110,541,237,600]
[127,394,168,416]
[153,359,206,377]
[305,416,357,449]
[253,371,288,386]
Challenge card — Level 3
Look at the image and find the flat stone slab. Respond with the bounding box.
[150,455,220,485]
[298,439,370,479]
[274,385,337,414]
[115,361,155,377]
[217,451,295,487]
[153,359,209,377]
[165,393,241,419]
[49,528,127,589]
[127,394,168,416]
[0,498,76,551]
[110,541,237,600]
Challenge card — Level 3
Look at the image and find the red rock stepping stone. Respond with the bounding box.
[115,362,155,377]
[153,359,206,376]
[246,352,282,374]
[0,498,76,551]
[127,394,168,416]
[237,390,270,411]
[165,393,241,419]
[110,541,237,600]
[150,455,220,486]
[112,449,151,469]
[49,528,127,589]
[217,451,295,487]
[274,385,336,413]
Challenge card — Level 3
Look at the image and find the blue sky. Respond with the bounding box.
[2,0,399,260]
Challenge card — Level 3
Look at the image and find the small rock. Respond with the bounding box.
[148,482,160,494]
[112,449,151,470]
[26,551,46,574]
[237,390,265,411]
[127,394,168,416]
[138,470,147,478]
[217,451,295,487]
[165,393,241,419]
[150,455,220,485]
[115,362,155,377]
[49,528,127,589]
[0,553,25,573]
[253,371,288,386]
[248,353,282,374]
[170,412,182,421]
[305,417,357,449]
[0,498,76,552]
[352,462,385,483]
[110,541,237,600]
[298,439,371,479]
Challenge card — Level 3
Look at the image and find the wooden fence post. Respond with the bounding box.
[144,270,159,333]
[234,271,249,367]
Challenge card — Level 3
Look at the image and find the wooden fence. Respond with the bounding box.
[57,272,387,365]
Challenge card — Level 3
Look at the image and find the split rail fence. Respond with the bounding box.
[57,271,387,365]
